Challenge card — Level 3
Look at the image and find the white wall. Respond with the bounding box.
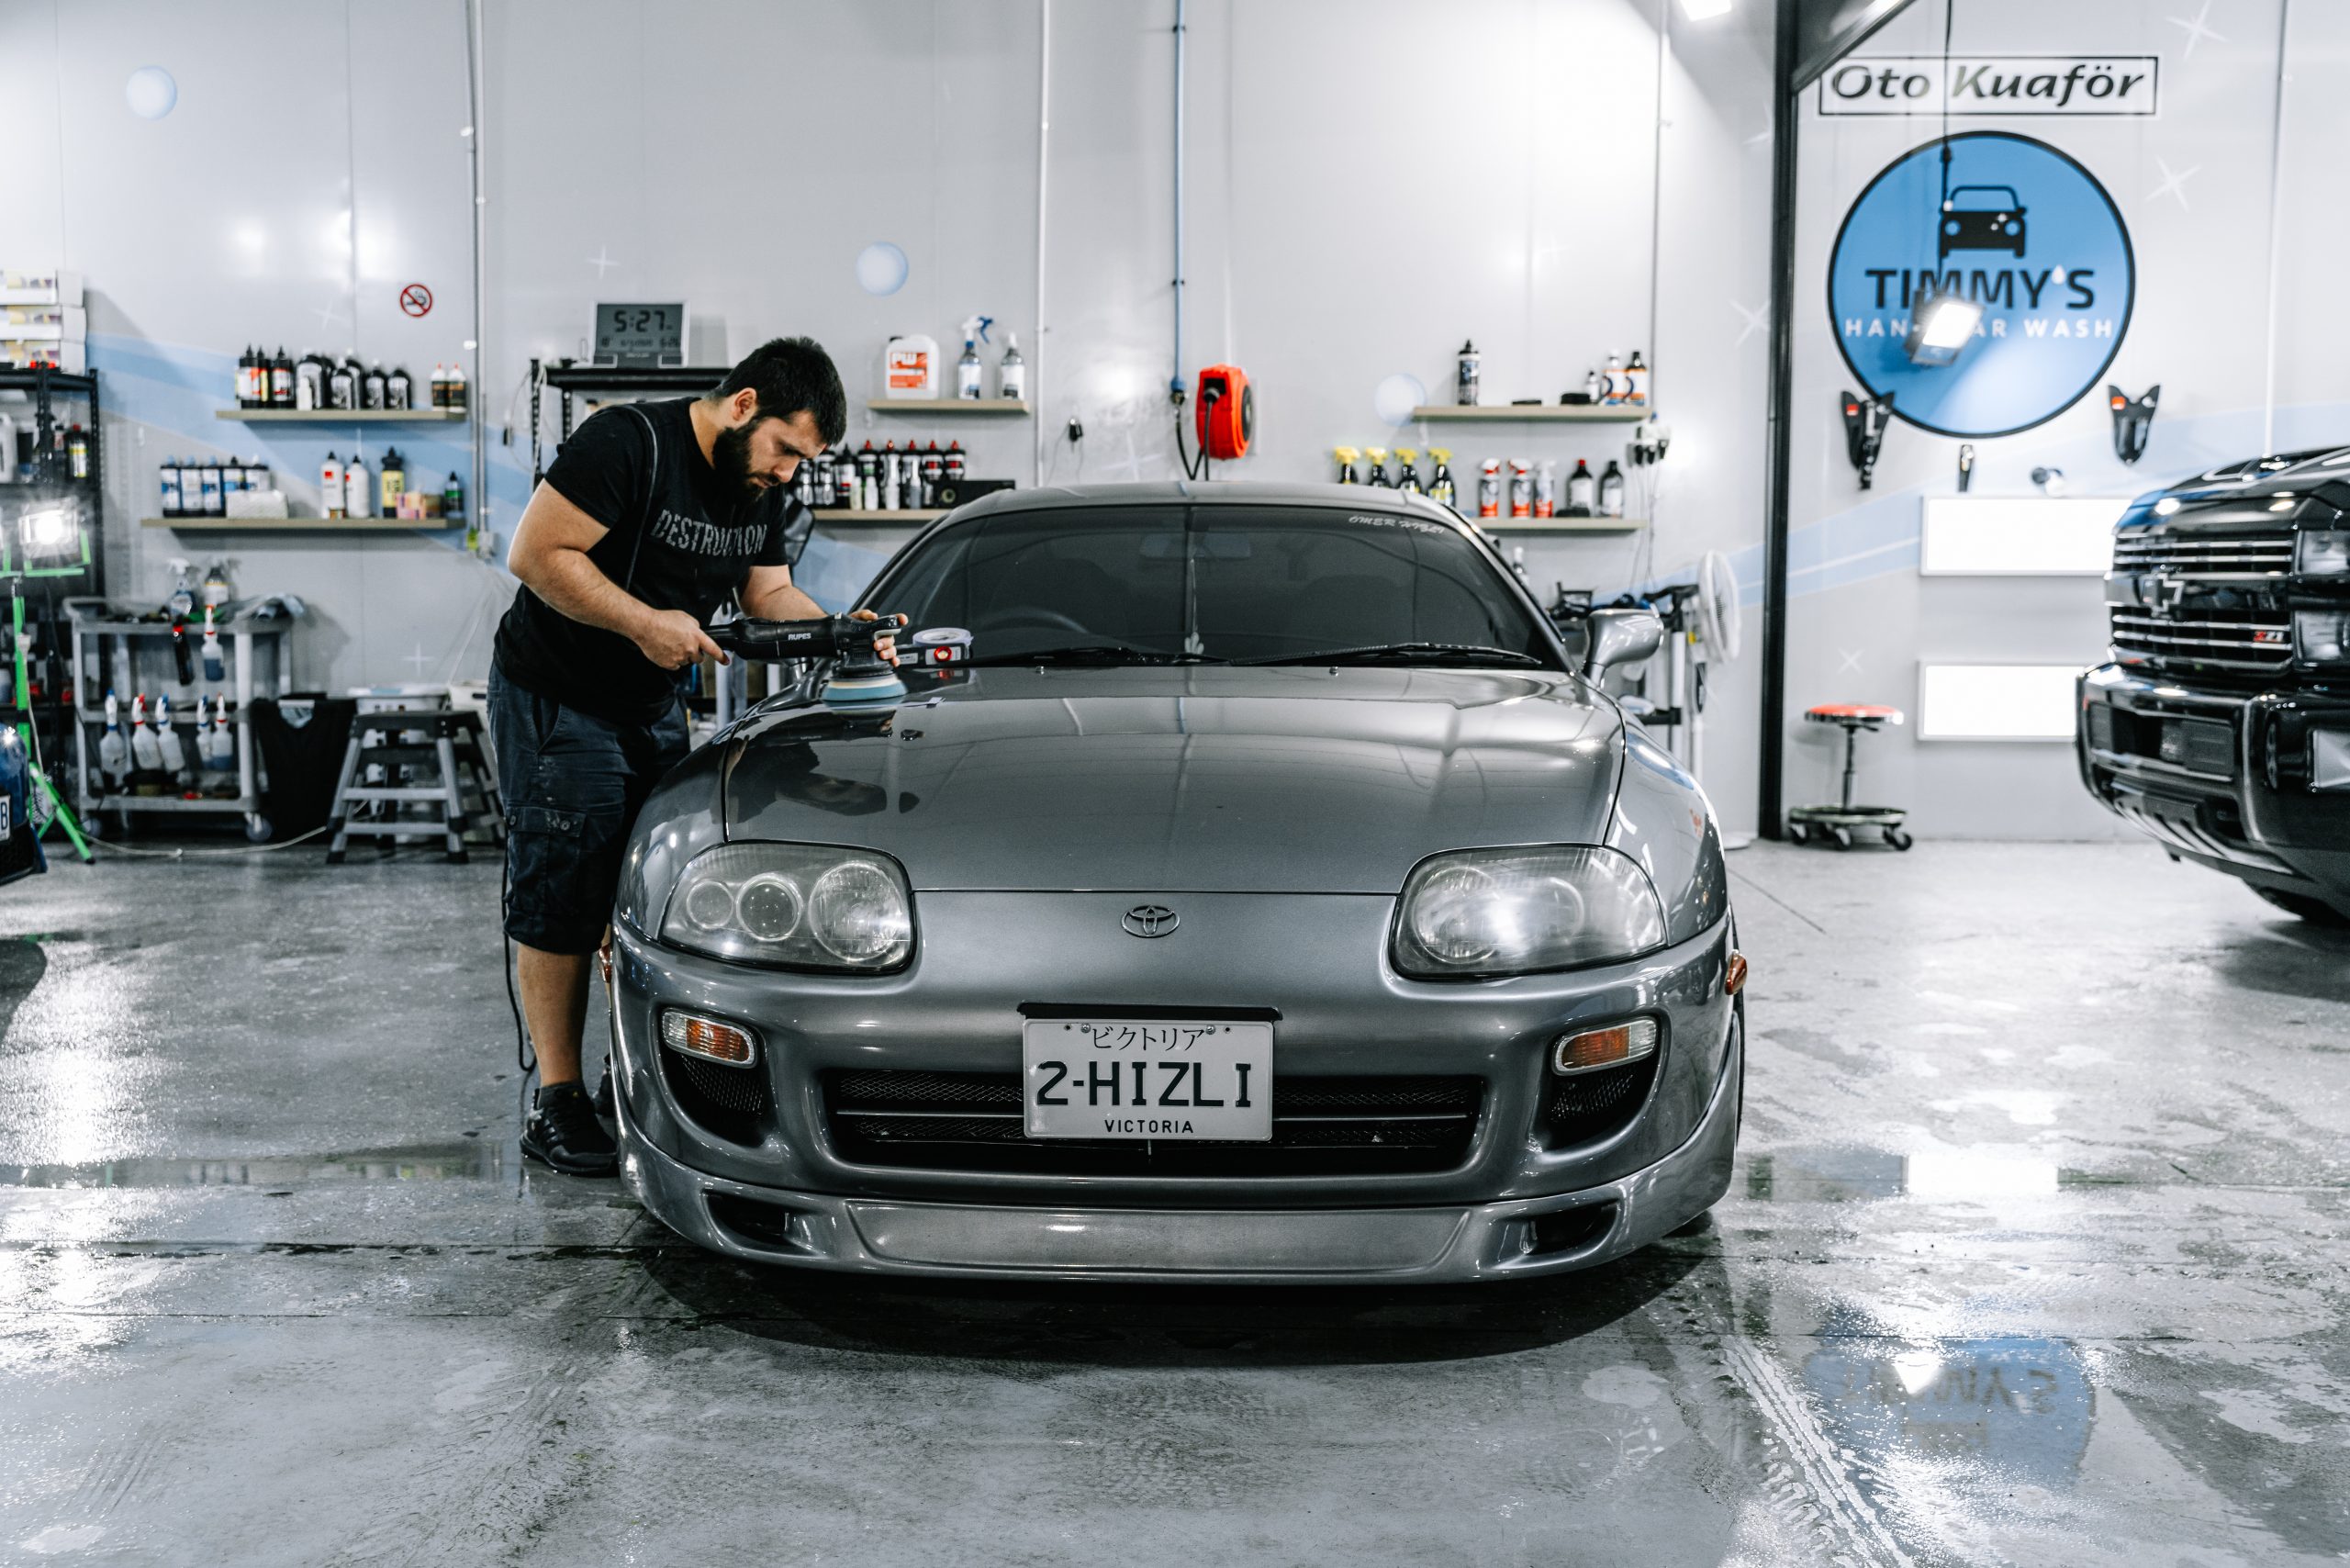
[0,0,1776,826]
[1779,0,2347,837]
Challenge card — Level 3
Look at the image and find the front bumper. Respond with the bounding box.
[609,890,1740,1282]
[2076,665,2350,906]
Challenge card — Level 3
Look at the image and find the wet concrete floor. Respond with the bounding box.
[0,841,2344,1565]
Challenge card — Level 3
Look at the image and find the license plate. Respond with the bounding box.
[1022,1019,1273,1141]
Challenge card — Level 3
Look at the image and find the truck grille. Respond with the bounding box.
[2111,527,2294,577]
[824,1070,1483,1176]
[2109,607,2293,673]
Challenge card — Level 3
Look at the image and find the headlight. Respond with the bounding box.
[1392,846,1668,979]
[661,843,914,970]
[2296,530,2350,575]
[2297,609,2350,666]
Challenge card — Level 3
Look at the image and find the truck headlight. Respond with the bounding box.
[2296,530,2350,575]
[2297,610,2350,666]
[661,843,914,970]
[1392,846,1668,979]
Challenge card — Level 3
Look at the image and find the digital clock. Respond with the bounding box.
[592,302,688,368]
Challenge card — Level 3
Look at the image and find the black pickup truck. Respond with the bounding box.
[2078,447,2350,925]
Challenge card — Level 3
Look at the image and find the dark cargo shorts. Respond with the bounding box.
[488,663,691,955]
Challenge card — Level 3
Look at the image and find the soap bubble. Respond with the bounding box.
[855,242,909,297]
[125,66,177,120]
[1373,373,1427,428]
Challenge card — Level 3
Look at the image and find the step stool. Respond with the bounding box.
[1789,703,1913,851]
[323,707,505,864]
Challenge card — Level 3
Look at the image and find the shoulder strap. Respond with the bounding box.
[618,403,663,592]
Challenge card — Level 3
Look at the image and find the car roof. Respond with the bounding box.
[945,479,1469,525]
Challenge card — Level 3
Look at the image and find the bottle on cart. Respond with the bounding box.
[1533,459,1557,519]
[1624,352,1648,406]
[363,364,387,410]
[1394,448,1422,495]
[129,694,162,774]
[154,694,189,782]
[1427,448,1457,510]
[1598,458,1626,518]
[166,559,196,620]
[320,452,343,519]
[442,471,465,523]
[1565,457,1595,516]
[1478,458,1502,519]
[269,347,295,408]
[208,698,236,773]
[386,365,412,410]
[98,692,129,786]
[1507,457,1532,519]
[199,604,226,682]
[201,559,233,610]
[345,451,372,519]
[999,333,1025,401]
[444,361,467,412]
[294,351,325,411]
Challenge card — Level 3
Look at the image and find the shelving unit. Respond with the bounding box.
[1479,517,1646,535]
[532,361,730,482]
[865,398,1030,416]
[141,517,436,532]
[217,409,465,424]
[1410,405,1651,423]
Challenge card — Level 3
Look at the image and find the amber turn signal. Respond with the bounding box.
[1551,1018,1660,1076]
[660,1010,758,1067]
[1725,950,1749,996]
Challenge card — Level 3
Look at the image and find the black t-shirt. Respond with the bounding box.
[493,398,812,724]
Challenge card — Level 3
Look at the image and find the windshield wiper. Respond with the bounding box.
[1239,642,1550,668]
[966,643,1228,667]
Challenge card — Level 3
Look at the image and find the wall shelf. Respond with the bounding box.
[866,399,1030,416]
[1477,517,1645,534]
[142,516,447,532]
[811,509,948,524]
[217,409,467,423]
[1410,405,1649,423]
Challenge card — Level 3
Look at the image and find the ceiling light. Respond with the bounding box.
[1904,289,1984,367]
[1679,0,1734,17]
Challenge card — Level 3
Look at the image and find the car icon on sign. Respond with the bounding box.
[1940,185,2026,259]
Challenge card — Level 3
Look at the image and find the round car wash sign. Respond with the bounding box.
[1828,130,2133,438]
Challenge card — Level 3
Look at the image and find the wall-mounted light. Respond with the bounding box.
[1904,288,1983,367]
[1679,0,1734,18]
[19,506,76,556]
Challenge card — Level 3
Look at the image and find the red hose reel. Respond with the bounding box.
[1195,364,1254,460]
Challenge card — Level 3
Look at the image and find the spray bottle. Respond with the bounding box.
[957,317,987,400]
[999,332,1025,401]
[154,693,189,780]
[207,698,235,771]
[1427,448,1457,510]
[166,559,196,620]
[1507,457,1533,519]
[1364,447,1390,487]
[1334,446,1360,485]
[98,691,129,785]
[1394,448,1422,495]
[1534,460,1557,519]
[129,694,162,774]
[202,559,233,610]
[1477,458,1502,519]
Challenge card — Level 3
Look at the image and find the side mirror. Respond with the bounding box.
[1583,608,1663,678]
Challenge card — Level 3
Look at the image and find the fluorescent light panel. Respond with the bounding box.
[1679,0,1733,18]
[1919,498,2126,576]
[1917,663,2080,741]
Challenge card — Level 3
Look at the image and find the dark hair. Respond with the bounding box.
[713,336,846,446]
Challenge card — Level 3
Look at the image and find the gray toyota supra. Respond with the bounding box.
[606,481,1742,1282]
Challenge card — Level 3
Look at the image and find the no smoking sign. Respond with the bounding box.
[398,283,433,318]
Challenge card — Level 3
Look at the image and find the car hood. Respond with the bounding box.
[721,666,1623,893]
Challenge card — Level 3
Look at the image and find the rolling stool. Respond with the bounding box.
[1790,704,1912,850]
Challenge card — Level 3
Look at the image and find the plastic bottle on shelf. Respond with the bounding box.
[386,365,412,410]
[445,361,467,412]
[199,456,226,516]
[379,447,405,515]
[1394,448,1422,495]
[920,442,944,508]
[834,446,856,510]
[321,453,344,519]
[879,442,901,510]
[202,559,233,609]
[1600,354,1625,406]
[442,471,464,523]
[97,692,129,785]
[1599,458,1626,518]
[200,605,225,682]
[1427,448,1457,510]
[1508,457,1533,518]
[1456,341,1480,407]
[430,364,448,409]
[944,441,966,487]
[957,318,984,400]
[1534,459,1557,519]
[166,559,196,619]
[1625,352,1649,407]
[363,364,387,410]
[328,359,357,411]
[1566,457,1595,516]
[999,333,1025,402]
[129,695,162,774]
[154,694,188,780]
[1477,458,1501,519]
[159,458,183,519]
[295,351,325,411]
[1333,446,1360,485]
[270,347,295,408]
[345,451,372,518]
[208,699,236,772]
[1364,447,1391,487]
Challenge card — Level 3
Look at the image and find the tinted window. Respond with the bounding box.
[873,505,1559,666]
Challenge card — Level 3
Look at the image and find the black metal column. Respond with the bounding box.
[1757,0,1802,840]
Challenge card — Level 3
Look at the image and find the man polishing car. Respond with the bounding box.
[490,336,889,1175]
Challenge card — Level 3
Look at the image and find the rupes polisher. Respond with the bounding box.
[707,613,911,705]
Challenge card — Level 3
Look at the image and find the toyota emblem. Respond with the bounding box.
[1122,904,1180,938]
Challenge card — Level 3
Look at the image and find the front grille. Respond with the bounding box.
[1541,1058,1659,1149]
[2085,705,2237,780]
[2109,607,2293,673]
[825,1070,1483,1176]
[2111,527,2294,577]
[661,1049,767,1145]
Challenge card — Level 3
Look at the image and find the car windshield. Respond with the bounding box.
[870,503,1562,667]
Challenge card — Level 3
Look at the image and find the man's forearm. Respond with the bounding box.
[744,580,828,622]
[523,547,661,643]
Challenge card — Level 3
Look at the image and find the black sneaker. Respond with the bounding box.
[592,1064,614,1121]
[521,1081,620,1177]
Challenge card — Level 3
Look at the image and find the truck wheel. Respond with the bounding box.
[2254,888,2350,929]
